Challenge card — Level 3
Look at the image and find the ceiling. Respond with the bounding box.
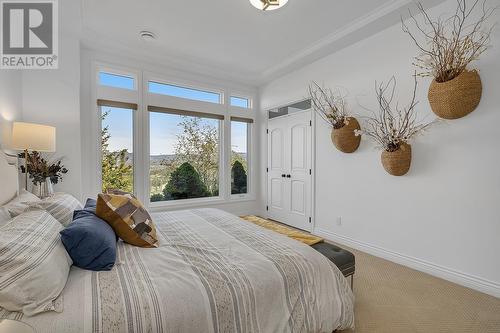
[81,0,444,86]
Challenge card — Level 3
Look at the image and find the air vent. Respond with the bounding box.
[139,31,156,41]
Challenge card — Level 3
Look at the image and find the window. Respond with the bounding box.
[149,81,221,104]
[231,119,249,195]
[99,72,135,90]
[149,110,222,202]
[230,96,250,108]
[100,105,134,193]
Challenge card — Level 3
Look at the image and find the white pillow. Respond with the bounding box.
[3,190,41,217]
[25,192,82,227]
[0,210,72,316]
[0,207,11,227]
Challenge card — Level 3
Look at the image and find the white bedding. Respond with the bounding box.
[0,208,354,333]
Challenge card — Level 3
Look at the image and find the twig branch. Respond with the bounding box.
[402,0,496,82]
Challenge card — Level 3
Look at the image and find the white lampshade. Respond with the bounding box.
[11,122,56,152]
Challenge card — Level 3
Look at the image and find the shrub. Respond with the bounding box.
[163,162,210,200]
[231,161,247,194]
[150,193,164,202]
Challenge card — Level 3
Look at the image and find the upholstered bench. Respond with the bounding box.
[311,242,355,288]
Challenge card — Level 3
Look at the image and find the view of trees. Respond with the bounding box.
[101,111,133,193]
[102,111,248,201]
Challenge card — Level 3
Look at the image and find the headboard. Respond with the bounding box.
[0,150,19,205]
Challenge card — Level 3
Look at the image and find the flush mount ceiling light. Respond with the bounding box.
[249,0,288,11]
[139,31,156,41]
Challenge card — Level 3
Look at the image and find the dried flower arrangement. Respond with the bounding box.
[20,151,68,185]
[402,0,496,83]
[309,82,361,153]
[358,76,433,152]
[357,76,435,175]
[309,82,349,129]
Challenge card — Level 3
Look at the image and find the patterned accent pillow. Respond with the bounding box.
[96,193,158,248]
[0,210,72,316]
[26,192,83,227]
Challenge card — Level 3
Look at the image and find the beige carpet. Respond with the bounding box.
[336,244,500,333]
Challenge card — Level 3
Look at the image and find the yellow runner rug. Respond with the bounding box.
[240,215,323,246]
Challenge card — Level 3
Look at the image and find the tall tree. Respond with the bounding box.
[101,111,133,193]
[174,117,219,195]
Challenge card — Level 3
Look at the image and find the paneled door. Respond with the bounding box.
[267,110,312,231]
[267,117,287,223]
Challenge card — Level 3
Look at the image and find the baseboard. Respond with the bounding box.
[314,228,500,299]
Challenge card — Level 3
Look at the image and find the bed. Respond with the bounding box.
[0,152,354,333]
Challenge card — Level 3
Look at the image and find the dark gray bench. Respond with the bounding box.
[311,242,355,288]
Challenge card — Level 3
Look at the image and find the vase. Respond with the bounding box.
[428,69,482,120]
[381,143,412,176]
[32,177,54,198]
[330,117,361,153]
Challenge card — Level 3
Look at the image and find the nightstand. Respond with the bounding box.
[0,319,35,333]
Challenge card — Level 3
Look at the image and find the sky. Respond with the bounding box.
[104,108,248,155]
[100,73,248,156]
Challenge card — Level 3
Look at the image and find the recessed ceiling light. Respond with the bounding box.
[139,31,156,41]
[249,0,288,11]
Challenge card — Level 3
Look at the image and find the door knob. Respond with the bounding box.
[281,174,286,178]
[286,174,291,178]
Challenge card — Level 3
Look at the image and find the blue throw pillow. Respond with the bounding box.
[60,208,117,271]
[84,198,97,210]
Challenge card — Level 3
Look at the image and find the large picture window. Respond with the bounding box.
[149,110,222,202]
[100,104,134,193]
[94,65,254,206]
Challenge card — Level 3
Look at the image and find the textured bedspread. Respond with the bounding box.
[0,208,354,332]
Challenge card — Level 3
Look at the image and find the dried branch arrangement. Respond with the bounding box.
[402,0,496,83]
[358,76,434,152]
[308,82,349,129]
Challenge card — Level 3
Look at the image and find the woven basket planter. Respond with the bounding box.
[428,69,482,120]
[381,143,412,176]
[331,117,361,153]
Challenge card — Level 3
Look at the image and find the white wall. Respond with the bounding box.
[260,0,500,297]
[0,70,22,148]
[20,0,82,197]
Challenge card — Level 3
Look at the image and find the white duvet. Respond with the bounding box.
[0,208,354,333]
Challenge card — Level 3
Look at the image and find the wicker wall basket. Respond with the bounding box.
[331,117,361,153]
[428,69,482,120]
[381,143,412,176]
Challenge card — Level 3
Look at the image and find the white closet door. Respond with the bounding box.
[267,110,312,232]
[267,117,287,222]
[286,111,311,231]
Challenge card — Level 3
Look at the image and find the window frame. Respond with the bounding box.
[89,62,256,210]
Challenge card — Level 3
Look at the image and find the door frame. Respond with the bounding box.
[265,107,316,232]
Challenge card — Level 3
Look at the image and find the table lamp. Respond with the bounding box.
[11,122,56,189]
